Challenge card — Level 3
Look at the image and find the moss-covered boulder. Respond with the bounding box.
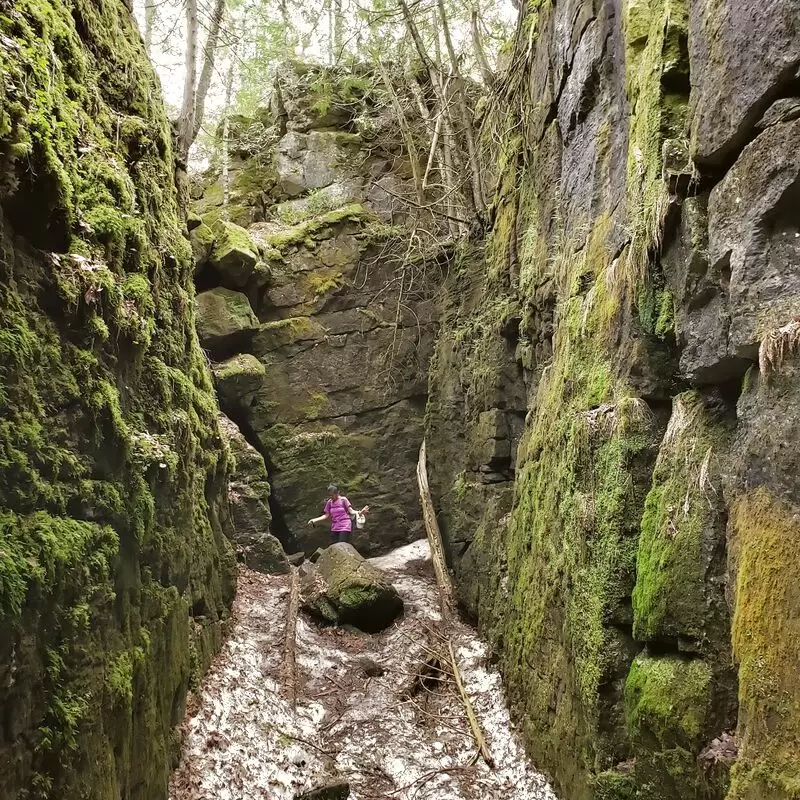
[190,221,215,274]
[195,287,259,353]
[300,543,403,632]
[632,391,733,651]
[213,353,265,407]
[210,219,260,287]
[624,654,714,798]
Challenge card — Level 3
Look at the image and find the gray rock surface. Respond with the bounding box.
[689,0,800,165]
[707,118,800,362]
[219,415,288,574]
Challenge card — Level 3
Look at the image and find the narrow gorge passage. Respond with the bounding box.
[5,1,800,798]
[169,541,556,800]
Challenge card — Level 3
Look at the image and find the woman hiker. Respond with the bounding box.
[307,484,369,544]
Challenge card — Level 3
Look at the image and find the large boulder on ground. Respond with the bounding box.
[219,415,289,574]
[196,287,259,353]
[300,543,403,632]
[210,219,259,287]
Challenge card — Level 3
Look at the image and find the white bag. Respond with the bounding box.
[355,511,366,530]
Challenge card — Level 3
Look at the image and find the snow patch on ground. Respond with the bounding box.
[169,539,557,800]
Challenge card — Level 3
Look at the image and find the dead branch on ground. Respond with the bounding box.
[416,439,495,769]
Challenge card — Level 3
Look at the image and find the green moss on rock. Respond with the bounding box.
[210,219,259,287]
[623,653,713,798]
[190,222,215,273]
[626,654,712,746]
[632,391,732,646]
[213,353,266,406]
[195,287,259,352]
[624,0,690,287]
[262,203,369,251]
[0,0,236,795]
[727,490,800,800]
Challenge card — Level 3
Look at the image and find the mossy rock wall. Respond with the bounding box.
[425,1,800,799]
[0,1,235,797]
[193,64,445,556]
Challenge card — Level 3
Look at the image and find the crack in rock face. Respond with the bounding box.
[169,540,558,800]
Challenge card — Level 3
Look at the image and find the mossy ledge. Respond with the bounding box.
[0,0,235,797]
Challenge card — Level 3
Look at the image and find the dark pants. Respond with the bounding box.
[331,529,351,544]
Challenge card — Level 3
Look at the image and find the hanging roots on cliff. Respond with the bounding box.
[758,318,800,380]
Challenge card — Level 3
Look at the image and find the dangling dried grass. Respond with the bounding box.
[758,318,800,380]
[585,403,617,437]
[697,446,717,508]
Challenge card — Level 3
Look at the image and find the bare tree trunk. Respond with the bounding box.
[377,60,424,204]
[144,0,155,56]
[326,0,334,64]
[397,0,438,79]
[333,0,344,58]
[221,19,241,219]
[438,90,472,230]
[176,0,199,163]
[280,0,290,44]
[193,0,227,141]
[437,0,486,215]
[221,118,231,218]
[409,77,458,237]
[470,1,494,86]
[398,0,471,232]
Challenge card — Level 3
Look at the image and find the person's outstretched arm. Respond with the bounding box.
[343,497,369,517]
[308,512,330,526]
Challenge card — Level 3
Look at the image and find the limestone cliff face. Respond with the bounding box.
[192,63,441,556]
[0,1,236,796]
[425,1,800,799]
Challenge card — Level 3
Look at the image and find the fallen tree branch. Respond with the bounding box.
[416,439,456,624]
[416,439,494,769]
[448,640,496,769]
